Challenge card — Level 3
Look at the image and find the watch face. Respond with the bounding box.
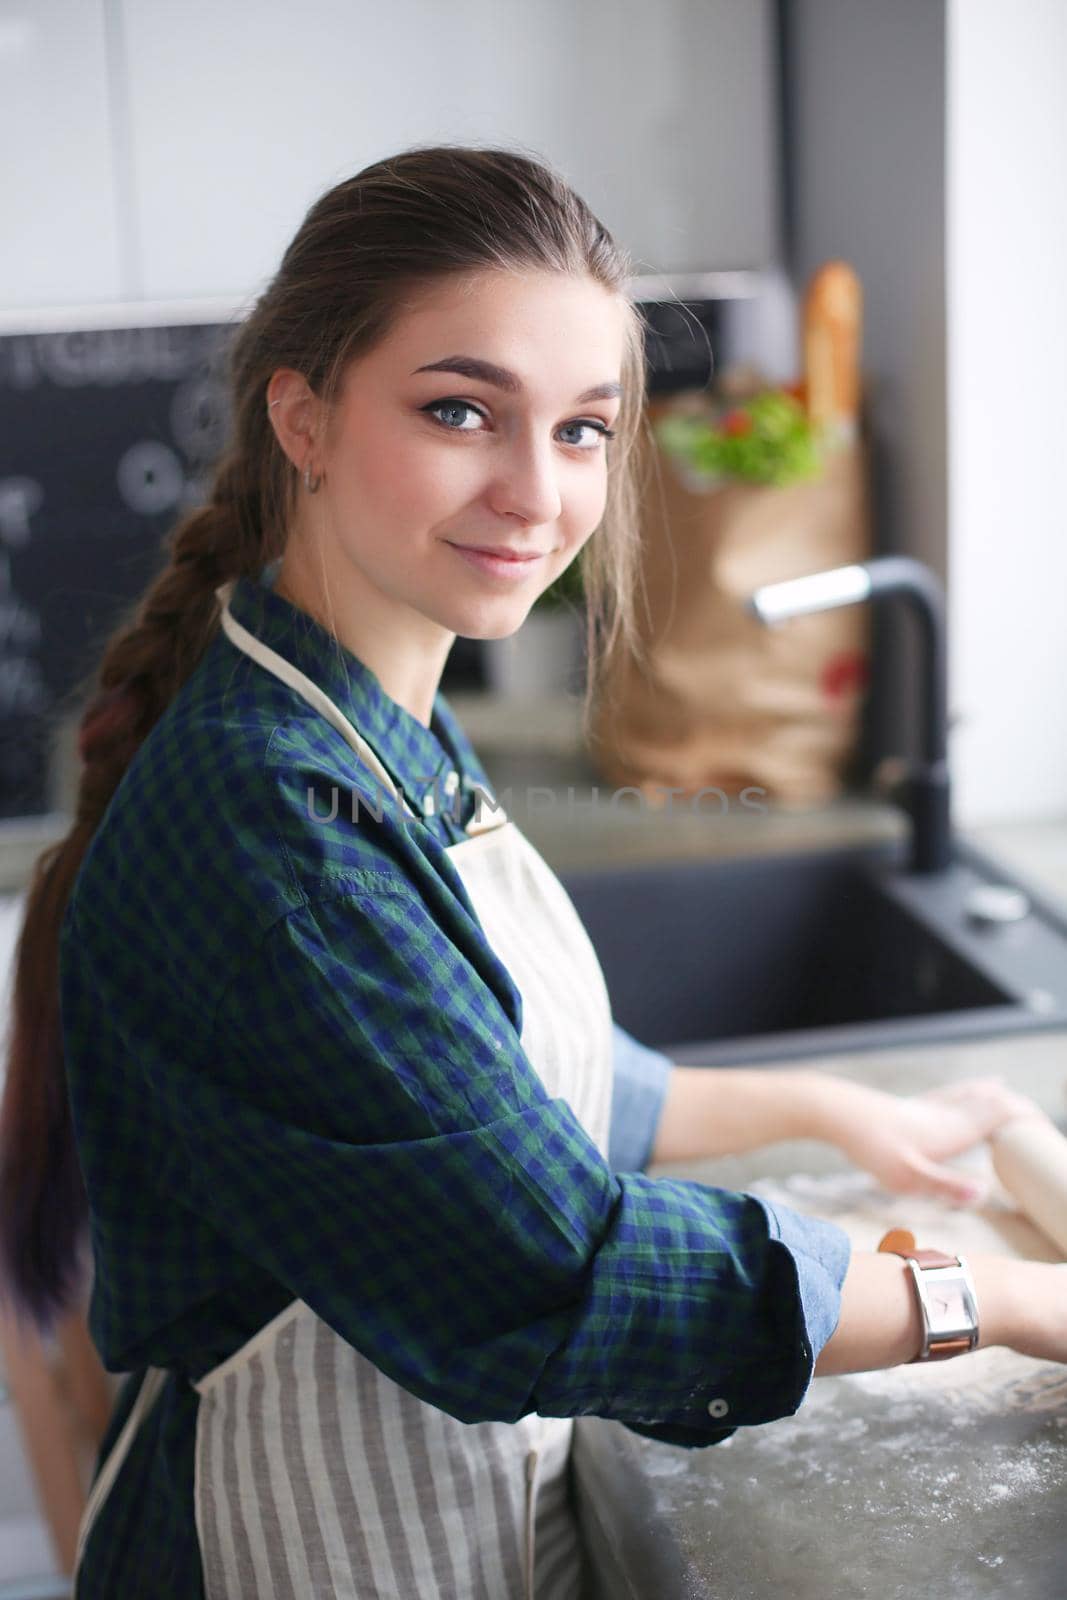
[925,1267,976,1340]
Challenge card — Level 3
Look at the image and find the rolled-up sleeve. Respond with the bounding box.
[622,1190,851,1447]
[749,1192,852,1379]
[123,880,852,1449]
[606,1029,851,1434]
[607,1023,673,1174]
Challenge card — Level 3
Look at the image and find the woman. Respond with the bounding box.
[1,144,1063,1599]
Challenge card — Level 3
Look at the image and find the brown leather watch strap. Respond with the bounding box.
[877,1227,959,1270]
[921,1337,975,1360]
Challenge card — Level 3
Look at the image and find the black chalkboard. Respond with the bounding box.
[0,320,238,817]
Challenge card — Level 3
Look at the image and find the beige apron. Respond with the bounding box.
[73,581,615,1599]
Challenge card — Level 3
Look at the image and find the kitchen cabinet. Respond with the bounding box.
[120,0,778,300]
[0,1,123,310]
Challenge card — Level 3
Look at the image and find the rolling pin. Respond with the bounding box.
[989,1115,1067,1258]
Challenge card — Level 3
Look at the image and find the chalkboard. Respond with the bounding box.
[0,300,718,820]
[0,319,241,817]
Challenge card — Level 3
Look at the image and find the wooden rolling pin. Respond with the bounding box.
[990,1115,1067,1258]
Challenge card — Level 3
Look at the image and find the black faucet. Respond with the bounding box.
[745,555,951,875]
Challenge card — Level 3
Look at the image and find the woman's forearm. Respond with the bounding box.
[647,1061,1040,1205]
[814,1251,1024,1375]
[648,1063,830,1166]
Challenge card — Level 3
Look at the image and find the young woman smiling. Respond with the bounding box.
[1,144,1063,1600]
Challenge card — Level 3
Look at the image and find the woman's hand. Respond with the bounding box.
[812,1073,1052,1205]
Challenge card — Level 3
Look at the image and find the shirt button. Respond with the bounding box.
[443,770,460,796]
[707,1398,729,1419]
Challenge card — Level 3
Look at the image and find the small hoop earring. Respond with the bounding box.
[303,463,322,494]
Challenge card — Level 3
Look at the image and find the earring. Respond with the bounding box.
[303,462,322,494]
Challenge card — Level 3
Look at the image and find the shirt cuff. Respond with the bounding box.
[607,1024,673,1174]
[747,1191,853,1400]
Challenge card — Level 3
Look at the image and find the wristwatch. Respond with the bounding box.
[877,1227,980,1362]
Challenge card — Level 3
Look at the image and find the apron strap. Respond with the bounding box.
[214,580,510,837]
[73,1365,169,1580]
[215,581,419,819]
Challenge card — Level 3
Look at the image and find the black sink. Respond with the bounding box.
[559,836,1067,1065]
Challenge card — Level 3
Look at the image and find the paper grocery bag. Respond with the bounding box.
[589,397,872,808]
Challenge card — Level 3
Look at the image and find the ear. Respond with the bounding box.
[265,369,325,474]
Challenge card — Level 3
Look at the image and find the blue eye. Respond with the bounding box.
[424,399,484,431]
[558,420,616,449]
[421,399,616,449]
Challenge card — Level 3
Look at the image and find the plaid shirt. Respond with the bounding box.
[60,561,850,1594]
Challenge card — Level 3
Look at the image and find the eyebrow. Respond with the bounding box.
[412,355,622,405]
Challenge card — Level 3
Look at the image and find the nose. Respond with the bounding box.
[487,434,563,526]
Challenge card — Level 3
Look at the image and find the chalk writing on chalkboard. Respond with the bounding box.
[0,319,234,818]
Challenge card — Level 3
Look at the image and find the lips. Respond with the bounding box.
[446,541,548,581]
[449,544,544,560]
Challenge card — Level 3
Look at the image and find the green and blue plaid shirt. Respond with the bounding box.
[60,560,850,1595]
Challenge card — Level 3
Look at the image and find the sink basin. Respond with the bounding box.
[558,836,1067,1064]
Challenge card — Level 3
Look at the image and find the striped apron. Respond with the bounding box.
[73,582,615,1599]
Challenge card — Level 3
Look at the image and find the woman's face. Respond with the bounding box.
[275,268,627,649]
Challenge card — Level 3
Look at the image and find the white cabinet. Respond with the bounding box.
[4,0,779,312]
[121,0,779,300]
[0,1,123,310]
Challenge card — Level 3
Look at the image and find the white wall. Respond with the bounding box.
[946,0,1067,824]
